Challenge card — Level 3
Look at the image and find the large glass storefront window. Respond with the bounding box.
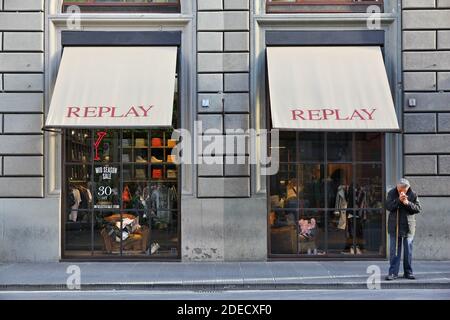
[269,132,385,257]
[64,128,180,258]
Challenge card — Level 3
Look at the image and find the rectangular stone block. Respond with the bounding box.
[404,155,437,175]
[0,53,43,72]
[3,32,43,51]
[198,53,249,72]
[198,11,249,31]
[404,113,436,133]
[4,0,44,11]
[224,32,249,51]
[406,176,450,196]
[197,0,223,10]
[438,30,450,49]
[224,93,249,112]
[0,13,43,31]
[438,113,450,132]
[224,114,249,132]
[225,156,250,176]
[404,134,450,154]
[197,32,223,52]
[437,72,450,90]
[0,93,43,112]
[438,155,450,174]
[3,74,43,92]
[402,0,436,8]
[404,52,450,70]
[198,177,250,197]
[198,74,223,92]
[198,114,223,134]
[224,0,249,10]
[403,10,450,29]
[3,114,43,133]
[403,72,436,91]
[0,135,43,154]
[438,0,450,7]
[224,73,249,92]
[198,156,224,176]
[0,178,43,197]
[403,93,450,112]
[198,93,223,113]
[3,156,43,176]
[403,31,436,50]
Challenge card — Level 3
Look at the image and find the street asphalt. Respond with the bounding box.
[1,289,450,300]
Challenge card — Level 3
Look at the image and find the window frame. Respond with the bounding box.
[266,0,384,14]
[267,131,387,260]
[62,0,181,13]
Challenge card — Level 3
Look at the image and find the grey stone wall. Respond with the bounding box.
[402,0,450,259]
[181,0,267,261]
[0,0,44,198]
[196,0,251,198]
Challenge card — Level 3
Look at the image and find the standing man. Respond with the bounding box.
[385,178,422,280]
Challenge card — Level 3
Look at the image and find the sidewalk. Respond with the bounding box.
[1,261,449,291]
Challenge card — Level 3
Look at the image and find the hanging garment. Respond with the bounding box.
[70,188,82,222]
[334,185,348,230]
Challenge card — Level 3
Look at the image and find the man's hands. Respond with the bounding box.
[399,192,409,206]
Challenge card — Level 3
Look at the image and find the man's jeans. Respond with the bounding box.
[389,235,414,276]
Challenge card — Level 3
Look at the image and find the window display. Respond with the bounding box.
[269,132,385,257]
[63,128,180,259]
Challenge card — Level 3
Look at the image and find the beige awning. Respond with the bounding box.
[46,46,177,128]
[267,46,400,131]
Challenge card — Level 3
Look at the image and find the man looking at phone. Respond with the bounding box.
[385,178,422,280]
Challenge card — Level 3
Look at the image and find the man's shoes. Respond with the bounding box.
[385,274,398,281]
[404,274,416,280]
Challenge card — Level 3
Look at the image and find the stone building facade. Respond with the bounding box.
[0,0,449,261]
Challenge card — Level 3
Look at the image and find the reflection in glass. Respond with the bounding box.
[299,132,324,161]
[327,132,352,161]
[355,164,383,209]
[355,133,382,161]
[279,131,296,163]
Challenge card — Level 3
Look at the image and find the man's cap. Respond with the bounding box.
[397,178,410,187]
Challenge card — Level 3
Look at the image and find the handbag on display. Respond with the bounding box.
[167,169,177,179]
[152,169,162,179]
[167,139,177,148]
[151,138,162,147]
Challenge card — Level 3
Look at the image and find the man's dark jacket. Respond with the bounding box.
[386,188,421,237]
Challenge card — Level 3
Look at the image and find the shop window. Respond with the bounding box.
[62,0,181,13]
[266,0,384,13]
[64,128,180,258]
[269,132,385,258]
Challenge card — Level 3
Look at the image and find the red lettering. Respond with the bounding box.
[322,109,335,120]
[335,109,349,121]
[139,105,154,117]
[67,107,80,118]
[349,109,365,120]
[361,108,376,120]
[123,107,139,118]
[308,110,322,120]
[84,107,97,118]
[93,131,107,161]
[98,106,112,118]
[291,110,306,120]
